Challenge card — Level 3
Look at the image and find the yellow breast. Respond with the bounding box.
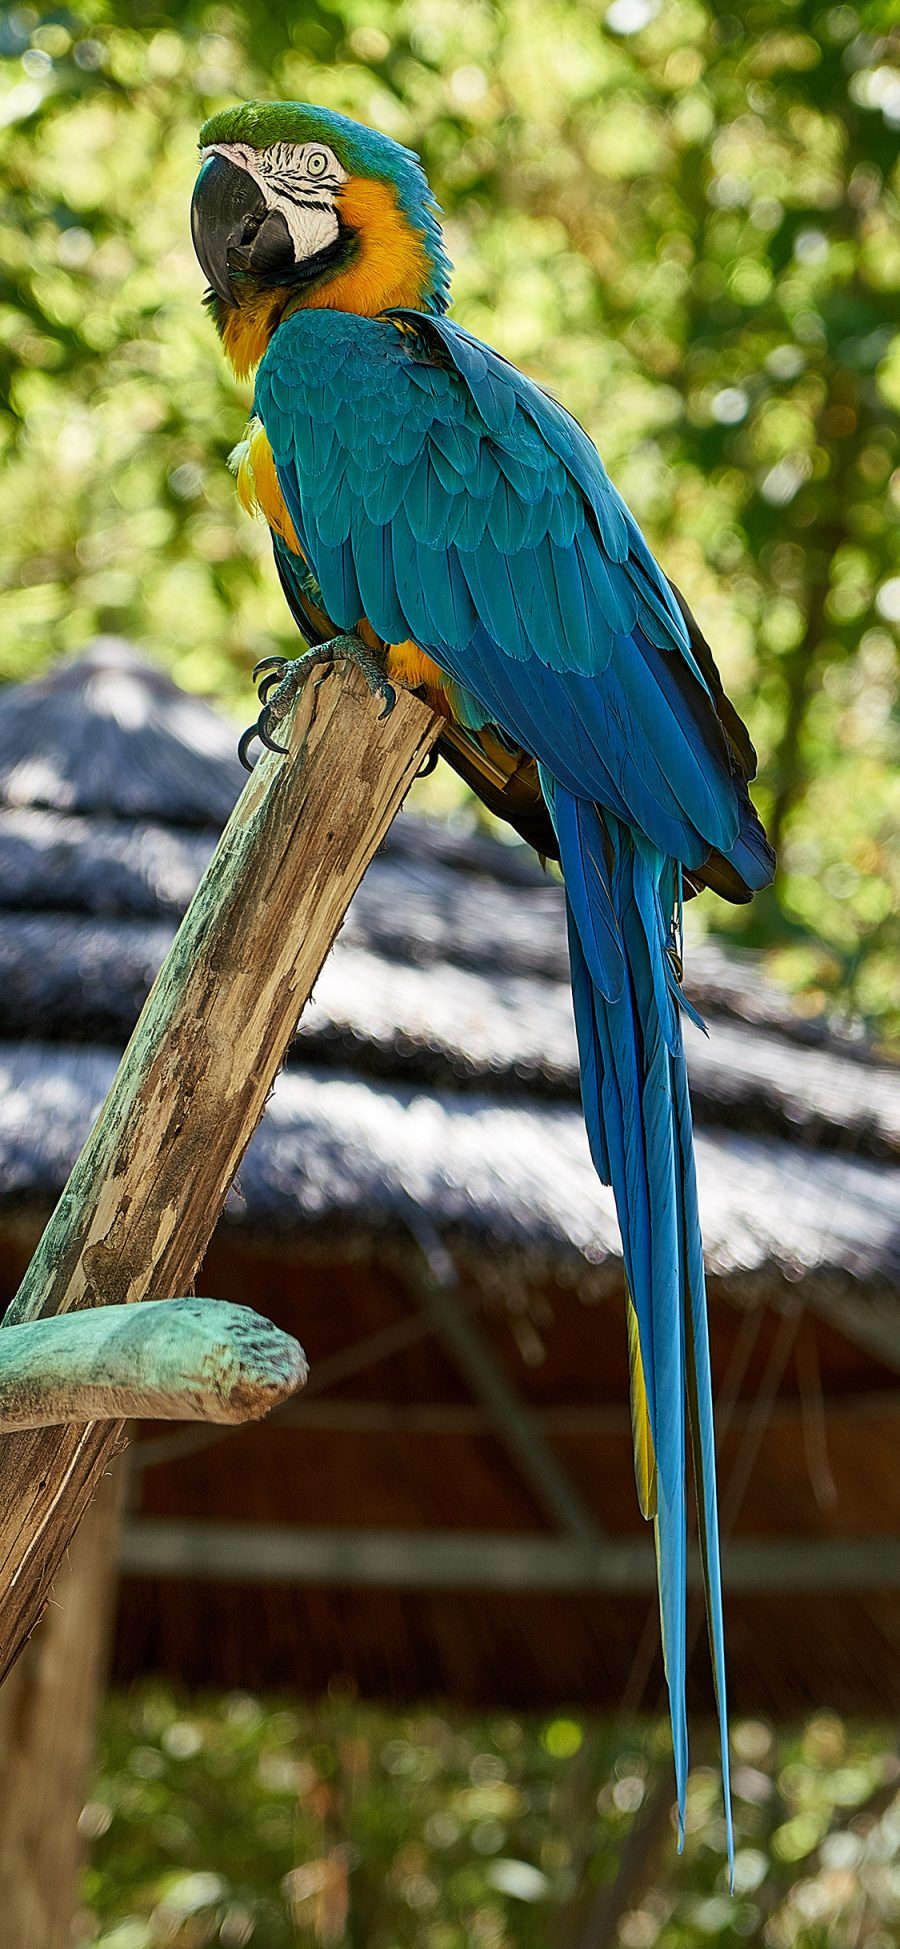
[383,638,451,705]
[232,419,300,551]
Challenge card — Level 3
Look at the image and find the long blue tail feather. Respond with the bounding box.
[551,787,624,1000]
[551,780,733,1868]
[672,1054,734,1872]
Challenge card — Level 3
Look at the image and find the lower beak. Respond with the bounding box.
[191,153,272,305]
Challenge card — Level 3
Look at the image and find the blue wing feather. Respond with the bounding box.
[427,416,482,475]
[546,538,595,671]
[490,439,550,502]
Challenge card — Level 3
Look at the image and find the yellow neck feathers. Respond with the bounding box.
[221,292,287,381]
[302,176,433,318]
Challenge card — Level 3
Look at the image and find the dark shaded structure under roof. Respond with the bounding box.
[0,643,898,1717]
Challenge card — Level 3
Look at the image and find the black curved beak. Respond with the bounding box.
[191,152,295,304]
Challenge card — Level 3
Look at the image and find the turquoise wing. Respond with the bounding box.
[255,309,752,880]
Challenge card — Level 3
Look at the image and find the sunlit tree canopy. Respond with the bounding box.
[1,0,898,1036]
[83,1685,900,1948]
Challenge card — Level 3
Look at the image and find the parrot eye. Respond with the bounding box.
[306,150,330,178]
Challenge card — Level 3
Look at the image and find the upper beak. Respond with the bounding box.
[191,152,270,305]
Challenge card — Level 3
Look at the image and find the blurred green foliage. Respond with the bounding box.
[1,0,899,1034]
[82,1684,900,1947]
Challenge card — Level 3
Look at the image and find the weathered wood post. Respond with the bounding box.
[0,665,441,1680]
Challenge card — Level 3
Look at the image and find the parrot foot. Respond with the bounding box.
[238,634,396,770]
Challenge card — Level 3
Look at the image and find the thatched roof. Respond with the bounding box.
[0,638,245,826]
[2,642,899,1717]
[0,1042,896,1297]
[0,646,896,1280]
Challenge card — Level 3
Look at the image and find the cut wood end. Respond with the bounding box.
[0,1298,308,1432]
[202,1304,309,1423]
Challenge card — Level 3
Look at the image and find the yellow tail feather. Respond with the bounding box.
[627,1288,658,1520]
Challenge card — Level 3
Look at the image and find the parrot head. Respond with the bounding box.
[191,101,452,375]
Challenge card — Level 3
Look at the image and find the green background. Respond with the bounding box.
[1,0,898,1036]
[81,1684,900,1948]
[3,4,900,1941]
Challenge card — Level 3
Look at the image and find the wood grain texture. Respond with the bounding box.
[0,665,440,1681]
[0,1298,308,1431]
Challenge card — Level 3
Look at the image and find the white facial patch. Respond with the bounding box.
[201,139,349,262]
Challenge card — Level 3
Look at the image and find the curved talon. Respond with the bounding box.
[417,746,439,778]
[238,724,260,772]
[252,654,287,685]
[257,670,285,707]
[257,708,290,756]
[378,684,397,719]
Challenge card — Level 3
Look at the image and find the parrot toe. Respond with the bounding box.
[237,632,397,770]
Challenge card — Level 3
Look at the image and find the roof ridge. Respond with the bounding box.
[0,639,245,827]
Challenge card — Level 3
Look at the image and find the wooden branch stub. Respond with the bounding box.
[0,1300,308,1432]
[0,666,441,1681]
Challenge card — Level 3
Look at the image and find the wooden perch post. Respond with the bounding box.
[0,665,441,1682]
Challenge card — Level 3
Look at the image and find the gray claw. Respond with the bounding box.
[238,724,260,772]
[257,708,290,756]
[257,671,284,707]
[252,655,287,685]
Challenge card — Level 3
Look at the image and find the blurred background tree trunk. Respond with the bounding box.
[0,1461,126,1949]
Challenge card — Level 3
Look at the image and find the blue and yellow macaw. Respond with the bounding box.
[191,101,775,1858]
